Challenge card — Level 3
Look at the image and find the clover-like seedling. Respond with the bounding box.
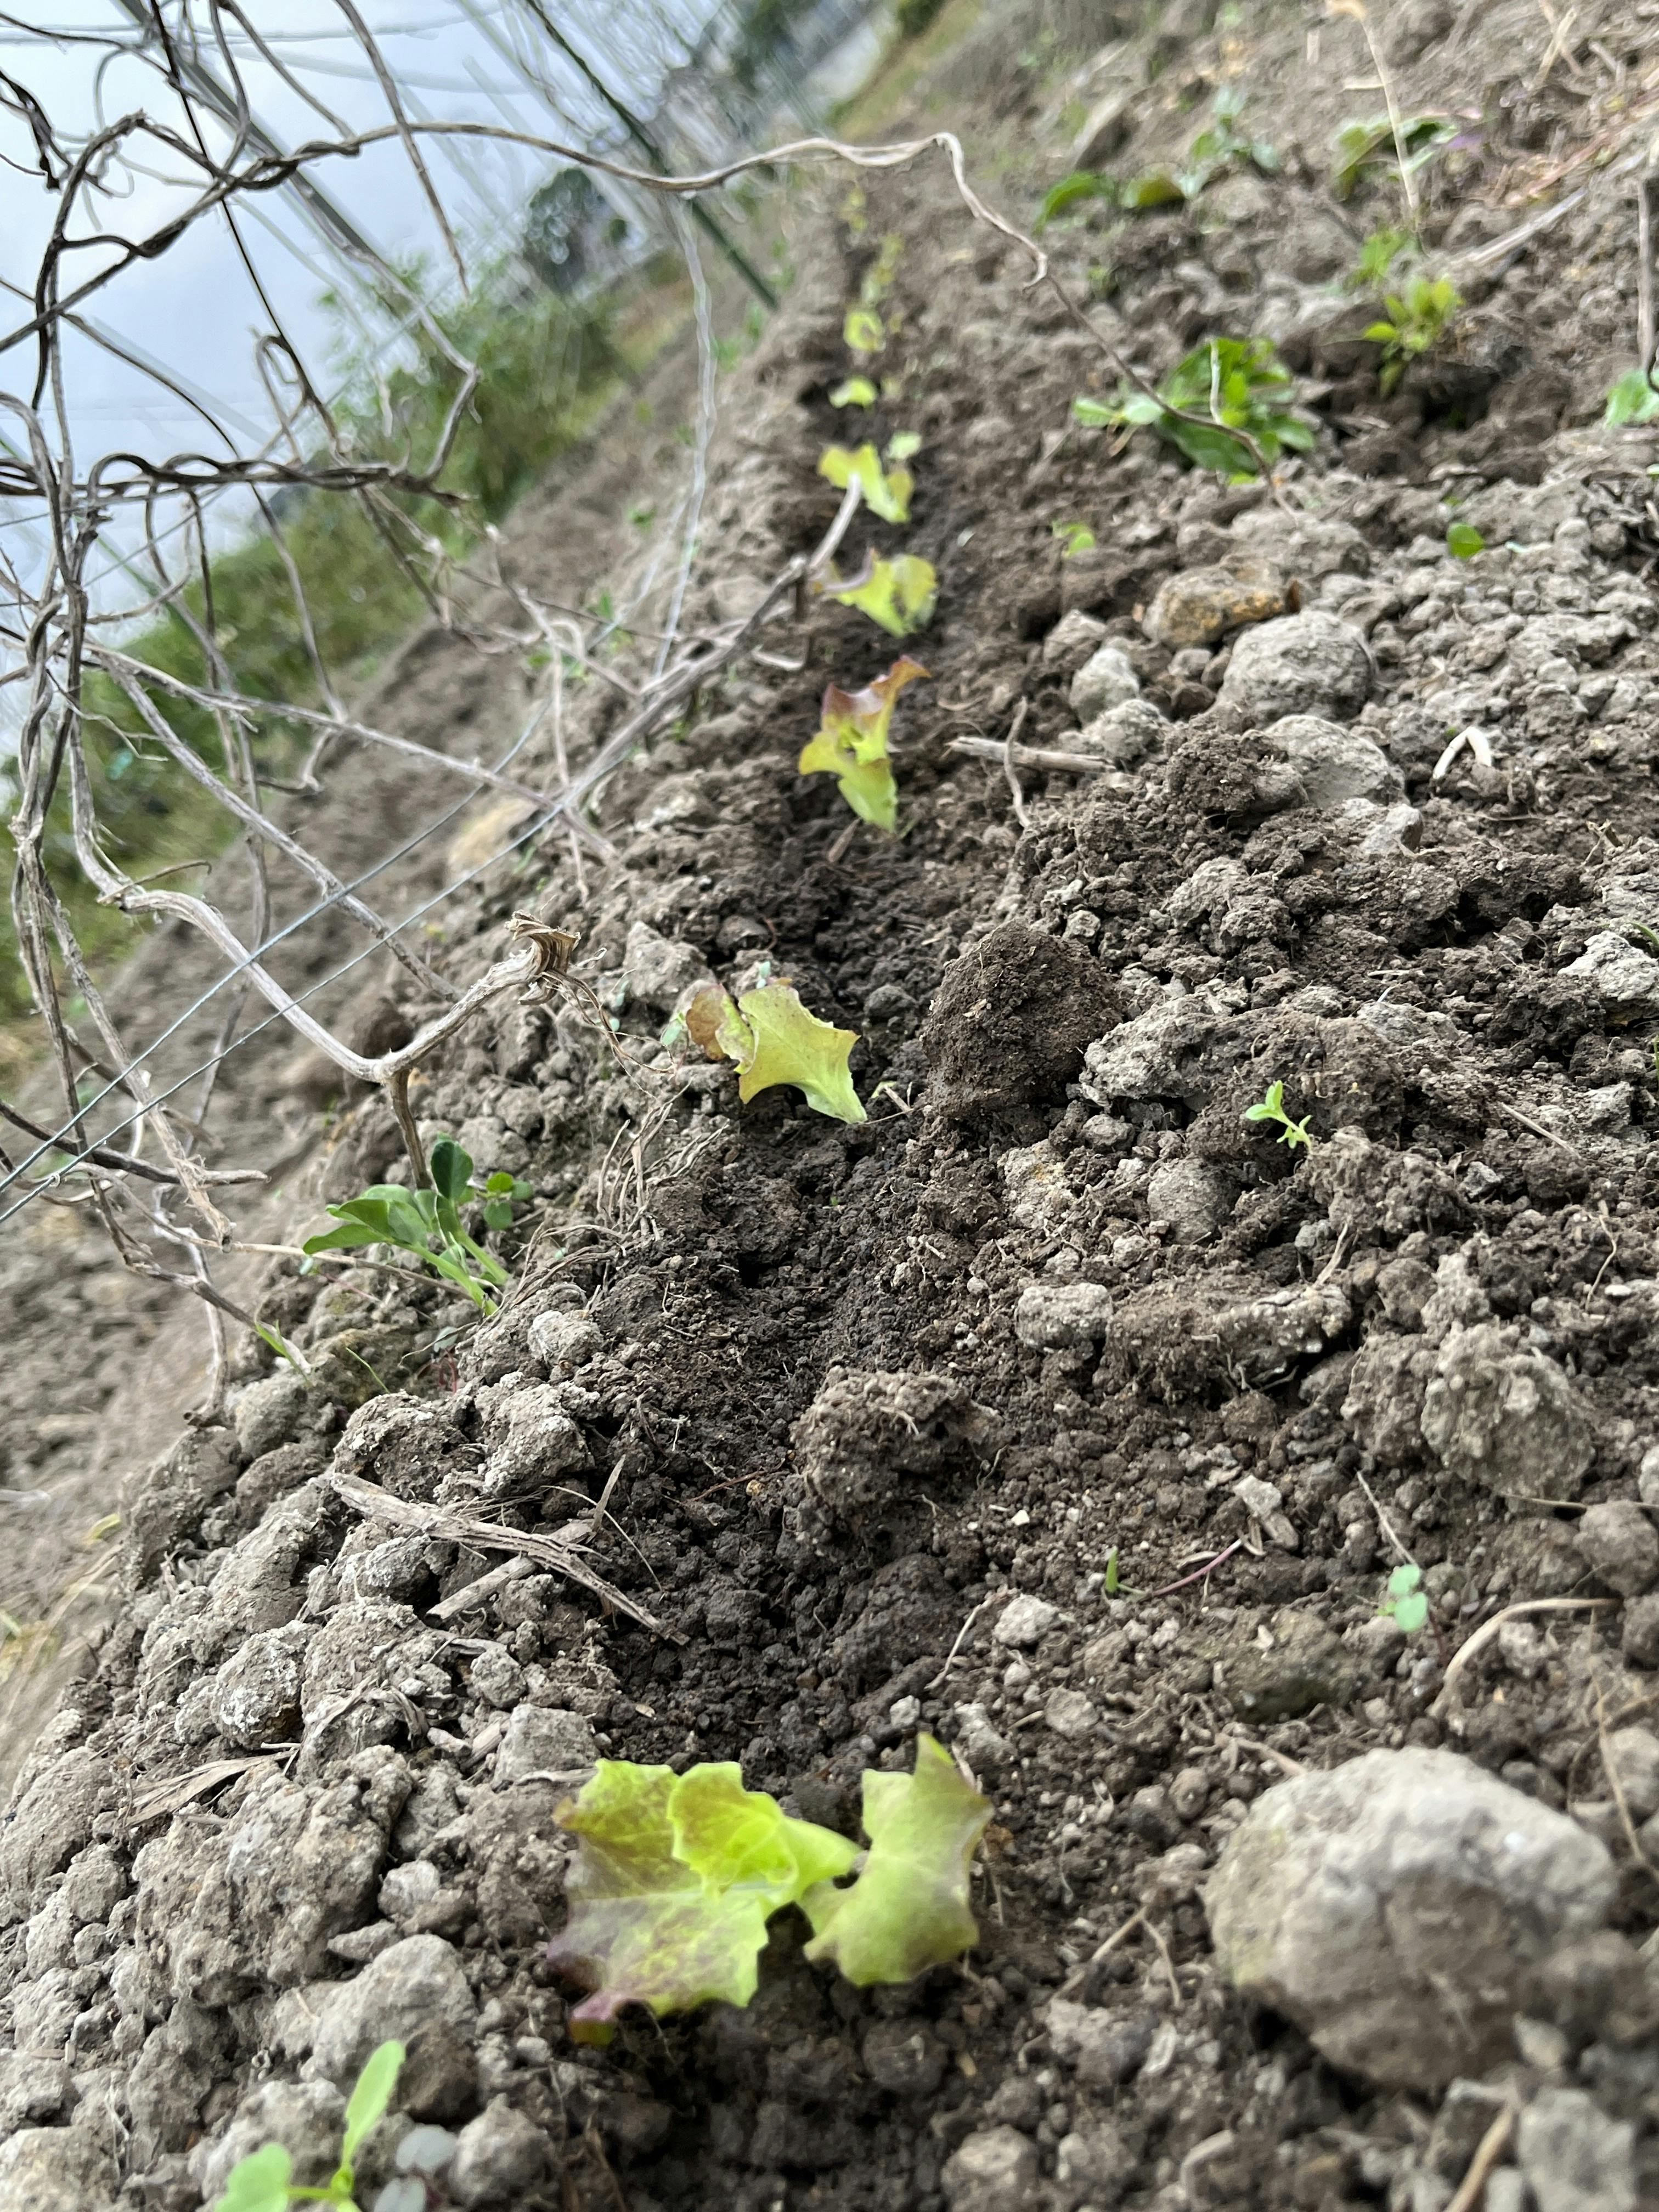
[1446,522,1483,560]
[818,442,912,524]
[1379,1561,1429,1635]
[1074,337,1312,479]
[546,1737,989,2041]
[821,552,936,637]
[1243,1080,1313,1151]
[676,975,866,1124]
[214,2040,405,2211]
[798,654,929,833]
[302,1136,529,1313]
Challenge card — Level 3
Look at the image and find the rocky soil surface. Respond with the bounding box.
[12,2,1659,2208]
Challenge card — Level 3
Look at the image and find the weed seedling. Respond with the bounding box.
[1606,368,1659,427]
[1348,223,1414,289]
[302,1137,531,1314]
[214,2040,404,2211]
[1051,518,1098,557]
[1364,273,1459,393]
[1331,111,1454,202]
[1378,1561,1429,1635]
[1446,522,1483,559]
[1074,336,1312,478]
[1036,170,1116,230]
[1243,1080,1313,1150]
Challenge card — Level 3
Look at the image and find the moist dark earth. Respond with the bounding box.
[16,2,1659,2208]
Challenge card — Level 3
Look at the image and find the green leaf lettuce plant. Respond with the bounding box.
[676,973,866,1124]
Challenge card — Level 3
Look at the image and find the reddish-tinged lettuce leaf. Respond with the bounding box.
[803,1734,990,1985]
[798,655,929,833]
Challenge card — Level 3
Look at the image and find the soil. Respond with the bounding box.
[12,3,1659,2209]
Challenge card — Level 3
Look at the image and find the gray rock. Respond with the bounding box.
[993,1594,1062,1648]
[1622,1593,1659,1669]
[0,2126,119,2212]
[447,2096,549,2207]
[0,2053,75,2130]
[1206,1747,1617,2087]
[1219,612,1371,723]
[0,1748,117,1924]
[1260,714,1402,808]
[480,1383,588,1493]
[1054,2124,1135,2198]
[191,2080,347,2202]
[1231,506,1370,582]
[1577,1501,1659,1596]
[952,1702,1014,1773]
[1563,932,1659,1016]
[1420,1323,1595,1497]
[622,921,708,1011]
[1601,1728,1659,1819]
[493,1705,596,1786]
[1013,1280,1114,1350]
[1146,1158,1237,1243]
[862,2019,946,2096]
[311,1934,479,2114]
[1074,696,1167,766]
[1516,2086,1636,2212]
[210,1622,311,1747]
[467,1644,527,1711]
[526,1309,601,1373]
[1044,1688,1097,1738]
[1216,1609,1358,1722]
[380,1860,442,1923]
[1046,1997,1158,2086]
[1041,608,1107,668]
[233,1370,309,1460]
[452,1114,528,1181]
[941,2125,1041,2212]
[1070,642,1139,721]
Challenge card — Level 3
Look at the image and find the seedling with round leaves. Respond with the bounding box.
[1379,1561,1429,1635]
[213,2041,405,2211]
[1073,336,1312,479]
[1243,1080,1314,1151]
[798,654,929,834]
[302,1136,531,1314]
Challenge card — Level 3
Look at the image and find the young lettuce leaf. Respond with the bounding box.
[803,1734,990,1985]
[818,442,913,523]
[798,654,929,833]
[822,553,937,637]
[547,1761,859,2042]
[682,978,866,1125]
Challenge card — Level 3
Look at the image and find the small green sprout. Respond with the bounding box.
[844,305,884,355]
[1446,522,1484,560]
[546,1738,989,2042]
[1332,111,1455,200]
[818,441,912,523]
[302,1137,531,1314]
[1349,223,1414,289]
[1606,368,1659,427]
[886,430,922,463]
[820,552,937,637]
[1379,1561,1429,1635]
[1243,1080,1313,1150]
[830,376,878,408]
[1364,274,1460,394]
[214,2041,405,2210]
[1074,336,1312,478]
[678,975,866,1124]
[1036,170,1117,229]
[798,654,929,833]
[1111,86,1278,211]
[1052,518,1098,558]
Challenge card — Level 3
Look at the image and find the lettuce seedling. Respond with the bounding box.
[681,975,866,1124]
[844,305,884,355]
[302,1136,529,1313]
[803,1734,990,1985]
[1052,519,1097,557]
[831,376,878,408]
[887,430,922,462]
[822,552,937,637]
[798,654,929,833]
[818,442,913,524]
[214,2041,404,2210]
[1243,1079,1313,1151]
[547,1761,859,2042]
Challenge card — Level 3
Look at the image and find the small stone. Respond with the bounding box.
[1420,1323,1594,1498]
[1013,1280,1113,1350]
[941,2125,1041,2212]
[1046,1998,1157,2086]
[622,921,707,1009]
[0,2053,75,2130]
[1563,933,1659,1017]
[1206,1747,1617,2087]
[1143,562,1285,650]
[1219,611,1371,723]
[380,1860,442,1923]
[1070,642,1140,721]
[1576,1502,1659,1597]
[192,2081,347,2203]
[467,1646,527,1712]
[862,2018,946,2096]
[1041,608,1107,667]
[310,1936,479,2119]
[1529,1929,1659,2048]
[233,1370,309,1461]
[1600,1728,1659,1819]
[1171,1768,1210,1820]
[1054,2123,1134,2195]
[1146,1158,1237,1244]
[447,2096,549,2208]
[0,2126,119,2212]
[1639,1444,1659,1505]
[1260,714,1403,808]
[1221,1609,1358,1721]
[210,1624,309,1747]
[1622,1594,1659,1669]
[1231,506,1370,582]
[527,1310,601,1372]
[1074,697,1167,766]
[994,1594,1062,1648]
[493,1705,596,1786]
[1044,1688,1097,1738]
[1515,2085,1636,2212]
[952,1703,1014,1771]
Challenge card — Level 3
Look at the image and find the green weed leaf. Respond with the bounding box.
[798,654,929,833]
[1071,396,1117,428]
[1036,171,1116,228]
[212,2143,292,2212]
[802,1735,990,1985]
[1051,520,1097,557]
[338,2039,405,2178]
[817,442,912,523]
[1606,368,1659,427]
[830,376,878,408]
[1446,522,1483,558]
[822,553,936,637]
[428,1137,472,1203]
